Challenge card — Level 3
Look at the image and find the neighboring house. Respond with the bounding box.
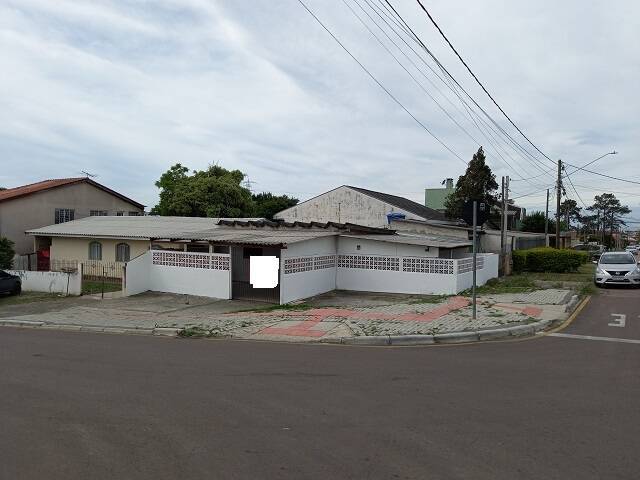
[27,215,498,303]
[0,178,144,255]
[274,185,446,228]
[390,218,546,254]
[424,178,454,212]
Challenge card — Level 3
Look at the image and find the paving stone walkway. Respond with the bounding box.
[0,290,572,341]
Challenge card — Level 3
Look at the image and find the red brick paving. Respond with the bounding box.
[253,296,472,338]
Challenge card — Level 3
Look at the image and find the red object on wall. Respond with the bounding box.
[37,249,50,271]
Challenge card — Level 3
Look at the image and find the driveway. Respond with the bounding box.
[0,289,572,340]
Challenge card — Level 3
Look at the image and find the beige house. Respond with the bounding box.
[0,177,144,255]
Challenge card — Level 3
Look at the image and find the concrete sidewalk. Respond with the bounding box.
[0,289,573,343]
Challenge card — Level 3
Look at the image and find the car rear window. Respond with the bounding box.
[600,253,635,264]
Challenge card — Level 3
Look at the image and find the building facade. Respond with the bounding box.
[424,178,454,212]
[0,178,143,255]
[275,185,446,228]
[27,216,497,303]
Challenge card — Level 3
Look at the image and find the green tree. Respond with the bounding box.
[0,236,15,269]
[151,163,254,217]
[252,192,298,220]
[444,147,499,220]
[520,211,554,233]
[559,199,581,229]
[586,193,631,246]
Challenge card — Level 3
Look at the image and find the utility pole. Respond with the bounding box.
[545,189,550,247]
[500,177,505,255]
[500,176,510,274]
[472,200,477,320]
[555,159,562,249]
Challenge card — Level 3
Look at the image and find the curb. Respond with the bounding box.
[564,294,580,313]
[0,320,178,337]
[321,316,564,346]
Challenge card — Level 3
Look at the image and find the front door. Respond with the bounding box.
[231,246,280,303]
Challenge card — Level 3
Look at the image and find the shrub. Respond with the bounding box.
[516,247,587,273]
[512,250,527,272]
[0,236,15,269]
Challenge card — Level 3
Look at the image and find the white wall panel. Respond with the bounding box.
[8,269,82,295]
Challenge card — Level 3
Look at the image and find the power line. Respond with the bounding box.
[344,0,543,185]
[378,0,556,176]
[296,0,468,165]
[412,0,556,166]
[563,169,588,208]
[561,162,640,185]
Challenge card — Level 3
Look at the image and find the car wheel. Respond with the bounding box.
[12,284,21,296]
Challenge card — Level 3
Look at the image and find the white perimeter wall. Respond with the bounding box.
[336,237,456,295]
[124,250,231,299]
[124,251,151,296]
[455,254,499,291]
[280,236,337,304]
[8,269,82,295]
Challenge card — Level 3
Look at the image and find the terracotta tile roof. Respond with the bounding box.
[0,177,144,208]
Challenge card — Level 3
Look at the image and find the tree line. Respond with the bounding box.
[151,163,298,220]
[442,147,631,247]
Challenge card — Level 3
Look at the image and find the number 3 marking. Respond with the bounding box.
[608,314,626,328]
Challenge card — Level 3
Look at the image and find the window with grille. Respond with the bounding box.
[54,208,74,224]
[89,241,102,261]
[128,211,140,216]
[90,210,108,216]
[116,211,124,216]
[115,243,130,262]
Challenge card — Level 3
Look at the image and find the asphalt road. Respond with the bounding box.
[1,291,639,480]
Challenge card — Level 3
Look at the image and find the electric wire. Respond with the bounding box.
[412,0,556,166]
[296,0,468,165]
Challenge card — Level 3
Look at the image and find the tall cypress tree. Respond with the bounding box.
[444,147,499,219]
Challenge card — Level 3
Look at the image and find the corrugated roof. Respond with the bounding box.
[0,177,144,208]
[176,229,339,246]
[26,216,262,240]
[342,233,472,248]
[347,186,446,221]
[27,216,468,248]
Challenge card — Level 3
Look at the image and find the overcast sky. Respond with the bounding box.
[1,0,639,220]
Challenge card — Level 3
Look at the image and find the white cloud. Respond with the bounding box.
[0,0,638,216]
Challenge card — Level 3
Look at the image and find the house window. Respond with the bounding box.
[115,243,130,262]
[88,241,102,261]
[55,208,74,224]
[116,211,125,216]
[90,210,108,216]
[128,211,140,216]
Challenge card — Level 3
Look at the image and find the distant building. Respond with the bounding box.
[425,178,454,212]
[274,185,446,228]
[0,177,144,255]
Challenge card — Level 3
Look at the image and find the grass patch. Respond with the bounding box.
[177,326,227,338]
[82,281,122,295]
[463,276,537,295]
[408,295,449,304]
[0,291,63,306]
[233,302,315,313]
[465,264,597,296]
[524,263,595,283]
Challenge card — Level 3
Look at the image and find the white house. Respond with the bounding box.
[27,216,498,304]
[274,185,447,228]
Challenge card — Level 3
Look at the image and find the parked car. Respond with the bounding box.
[572,243,605,261]
[594,252,640,287]
[625,245,639,255]
[0,270,21,296]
